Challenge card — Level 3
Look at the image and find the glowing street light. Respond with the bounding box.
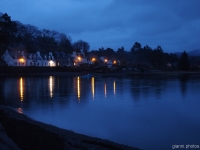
[20,58,24,62]
[49,60,55,66]
[104,59,108,63]
[92,58,96,62]
[113,60,117,64]
[19,58,25,66]
[77,56,81,61]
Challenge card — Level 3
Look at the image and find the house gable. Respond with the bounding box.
[1,50,14,66]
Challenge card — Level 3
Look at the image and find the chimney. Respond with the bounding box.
[36,51,40,56]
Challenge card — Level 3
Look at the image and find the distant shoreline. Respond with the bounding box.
[0,105,139,150]
[0,70,200,77]
[0,66,200,77]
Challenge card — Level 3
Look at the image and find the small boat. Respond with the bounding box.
[80,74,93,78]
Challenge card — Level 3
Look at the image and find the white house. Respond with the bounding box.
[71,51,90,66]
[41,52,56,67]
[99,56,119,68]
[1,50,27,66]
[1,50,56,67]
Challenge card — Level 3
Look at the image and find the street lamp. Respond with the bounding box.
[20,58,24,62]
[19,58,24,66]
[78,56,81,61]
[49,60,54,66]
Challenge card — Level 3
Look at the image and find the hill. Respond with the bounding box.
[174,50,200,57]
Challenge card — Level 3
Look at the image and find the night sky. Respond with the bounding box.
[0,0,200,53]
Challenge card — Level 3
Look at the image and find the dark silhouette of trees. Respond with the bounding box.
[178,51,190,71]
[73,40,90,54]
[57,33,73,54]
[116,46,128,66]
[104,48,115,57]
[168,53,179,62]
[129,43,180,70]
[117,46,125,54]
[1,13,197,70]
[0,12,75,55]
[90,47,116,58]
[149,46,166,69]
[130,42,142,53]
[0,13,17,54]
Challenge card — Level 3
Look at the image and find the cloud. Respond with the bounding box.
[0,0,200,52]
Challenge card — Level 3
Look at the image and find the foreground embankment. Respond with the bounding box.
[0,105,139,150]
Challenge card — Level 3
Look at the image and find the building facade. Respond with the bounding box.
[1,50,120,68]
[1,50,56,67]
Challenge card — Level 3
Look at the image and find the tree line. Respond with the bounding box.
[1,12,198,71]
[90,43,194,71]
[0,13,90,56]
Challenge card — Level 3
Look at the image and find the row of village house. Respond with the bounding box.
[1,50,119,67]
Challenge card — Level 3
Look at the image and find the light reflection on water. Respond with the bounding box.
[77,77,80,102]
[17,107,23,114]
[113,80,116,96]
[20,77,23,101]
[0,75,200,150]
[104,83,107,98]
[49,76,54,98]
[91,77,95,100]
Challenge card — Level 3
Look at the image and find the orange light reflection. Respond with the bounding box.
[77,77,81,102]
[17,108,23,114]
[113,80,116,96]
[49,76,53,97]
[104,83,107,97]
[91,77,95,100]
[20,77,23,101]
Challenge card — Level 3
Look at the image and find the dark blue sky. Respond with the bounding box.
[1,0,200,52]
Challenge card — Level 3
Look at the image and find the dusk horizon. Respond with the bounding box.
[1,0,200,53]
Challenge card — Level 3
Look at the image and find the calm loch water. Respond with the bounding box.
[0,75,200,150]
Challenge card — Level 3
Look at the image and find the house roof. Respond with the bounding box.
[8,51,24,59]
[7,51,56,61]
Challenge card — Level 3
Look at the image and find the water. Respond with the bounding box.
[0,75,200,150]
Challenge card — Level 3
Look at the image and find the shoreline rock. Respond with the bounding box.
[0,105,139,150]
[0,123,21,150]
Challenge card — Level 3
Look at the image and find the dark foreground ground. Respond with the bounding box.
[0,106,139,150]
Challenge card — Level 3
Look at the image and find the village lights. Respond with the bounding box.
[19,58,25,66]
[104,59,108,63]
[113,60,117,64]
[78,56,81,61]
[49,60,54,66]
[92,58,96,62]
[20,58,24,62]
